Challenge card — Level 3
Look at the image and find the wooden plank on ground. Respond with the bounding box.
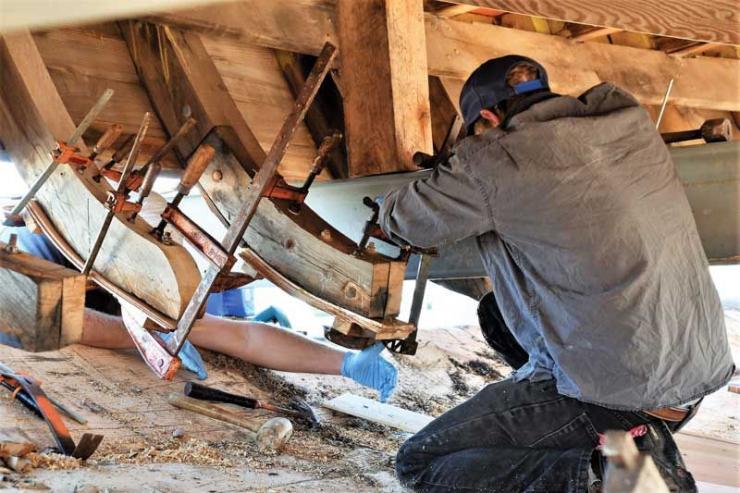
[337,0,432,176]
[0,244,85,351]
[323,393,433,433]
[153,0,740,111]
[0,31,201,320]
[432,1,739,45]
[675,432,740,488]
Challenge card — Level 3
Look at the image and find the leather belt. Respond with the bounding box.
[644,406,692,422]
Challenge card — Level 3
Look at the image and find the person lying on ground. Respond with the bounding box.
[0,225,397,402]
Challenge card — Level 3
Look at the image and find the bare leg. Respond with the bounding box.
[81,309,345,374]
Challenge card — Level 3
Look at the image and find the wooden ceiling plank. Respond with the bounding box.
[337,0,433,176]
[157,1,740,112]
[0,0,243,34]
[571,27,623,42]
[431,0,739,45]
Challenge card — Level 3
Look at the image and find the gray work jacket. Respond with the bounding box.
[379,83,734,410]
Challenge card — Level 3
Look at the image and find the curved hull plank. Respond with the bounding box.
[0,31,201,322]
[123,21,404,320]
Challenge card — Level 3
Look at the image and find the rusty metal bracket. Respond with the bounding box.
[161,205,234,271]
[163,42,338,358]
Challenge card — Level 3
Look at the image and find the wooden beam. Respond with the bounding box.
[122,21,405,318]
[430,1,739,45]
[274,50,348,179]
[0,0,241,34]
[240,249,411,338]
[337,0,433,176]
[424,15,740,111]
[0,242,85,351]
[571,26,623,42]
[0,31,200,321]
[34,25,321,183]
[155,1,740,112]
[435,4,478,18]
[669,42,721,58]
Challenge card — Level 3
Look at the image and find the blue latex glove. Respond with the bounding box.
[341,343,397,402]
[159,333,208,380]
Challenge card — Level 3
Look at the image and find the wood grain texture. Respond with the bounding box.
[123,21,405,318]
[240,249,413,338]
[32,25,320,182]
[0,0,243,34]
[436,1,739,45]
[156,0,740,111]
[0,31,200,320]
[338,0,433,176]
[27,201,178,329]
[424,14,740,111]
[0,246,85,351]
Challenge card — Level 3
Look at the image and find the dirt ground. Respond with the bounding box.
[1,316,738,492]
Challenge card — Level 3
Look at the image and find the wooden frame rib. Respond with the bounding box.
[0,30,200,321]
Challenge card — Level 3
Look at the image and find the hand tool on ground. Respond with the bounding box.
[262,131,343,214]
[160,42,338,366]
[0,362,87,424]
[184,382,320,428]
[82,112,150,275]
[167,392,293,452]
[4,89,114,225]
[661,118,733,144]
[0,365,102,459]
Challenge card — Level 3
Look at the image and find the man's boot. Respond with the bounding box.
[635,421,697,493]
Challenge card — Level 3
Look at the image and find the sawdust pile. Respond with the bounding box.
[26,452,82,470]
[96,437,233,467]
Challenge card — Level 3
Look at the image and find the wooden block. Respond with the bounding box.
[0,244,85,351]
[323,393,433,433]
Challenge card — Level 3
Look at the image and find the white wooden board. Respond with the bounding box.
[323,393,434,433]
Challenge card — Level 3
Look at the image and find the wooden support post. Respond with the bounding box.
[0,242,85,351]
[338,0,433,176]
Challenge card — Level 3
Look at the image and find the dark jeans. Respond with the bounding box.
[395,293,697,492]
